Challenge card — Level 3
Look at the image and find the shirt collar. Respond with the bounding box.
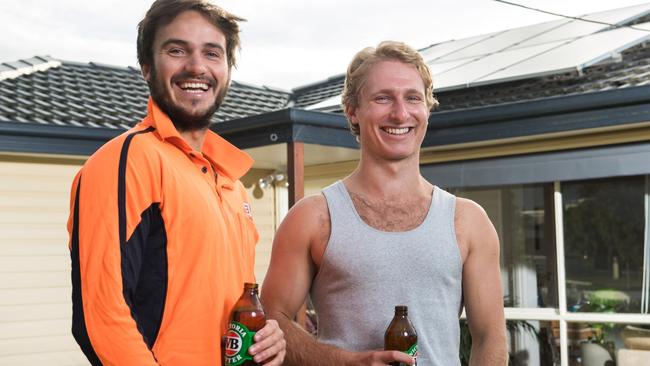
[141,97,253,180]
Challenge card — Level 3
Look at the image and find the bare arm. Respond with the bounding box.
[261,195,413,366]
[457,198,508,366]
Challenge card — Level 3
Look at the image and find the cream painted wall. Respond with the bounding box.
[0,158,87,365]
[246,183,276,285]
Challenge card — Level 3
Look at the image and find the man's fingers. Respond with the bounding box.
[252,340,286,364]
[248,319,286,363]
[253,319,280,341]
[377,350,415,365]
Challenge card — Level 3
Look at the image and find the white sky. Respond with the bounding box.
[0,0,648,90]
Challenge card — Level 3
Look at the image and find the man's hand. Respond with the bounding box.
[342,349,415,366]
[249,319,286,365]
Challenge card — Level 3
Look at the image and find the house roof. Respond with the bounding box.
[294,3,650,113]
[436,40,650,112]
[0,56,291,128]
[3,4,650,158]
[293,39,650,115]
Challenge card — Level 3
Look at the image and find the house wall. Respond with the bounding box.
[0,155,87,365]
[0,158,279,365]
[241,169,277,285]
[304,161,356,197]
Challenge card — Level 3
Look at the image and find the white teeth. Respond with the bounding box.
[384,127,410,135]
[179,82,209,91]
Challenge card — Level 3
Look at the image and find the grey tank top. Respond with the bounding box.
[311,180,462,366]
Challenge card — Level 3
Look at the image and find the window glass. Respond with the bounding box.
[562,176,646,313]
[566,322,650,365]
[451,184,557,308]
[460,319,560,365]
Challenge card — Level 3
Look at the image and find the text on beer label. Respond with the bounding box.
[224,321,256,365]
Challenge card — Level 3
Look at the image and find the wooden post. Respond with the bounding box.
[287,142,304,208]
[287,142,308,329]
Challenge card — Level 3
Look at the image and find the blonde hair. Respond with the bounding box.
[341,41,439,136]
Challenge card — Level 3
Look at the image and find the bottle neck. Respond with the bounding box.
[395,306,408,317]
[244,283,259,296]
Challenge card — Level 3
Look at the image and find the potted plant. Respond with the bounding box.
[459,319,539,366]
[578,290,627,366]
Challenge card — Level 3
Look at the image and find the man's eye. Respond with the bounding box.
[407,95,423,103]
[205,51,221,59]
[375,96,389,103]
[168,48,185,56]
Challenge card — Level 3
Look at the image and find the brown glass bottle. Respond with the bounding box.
[384,305,418,366]
[224,283,266,366]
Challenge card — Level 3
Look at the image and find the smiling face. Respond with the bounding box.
[141,10,230,131]
[347,60,429,162]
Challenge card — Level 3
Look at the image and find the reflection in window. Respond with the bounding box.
[460,319,560,365]
[563,176,646,314]
[451,184,557,308]
[565,322,650,365]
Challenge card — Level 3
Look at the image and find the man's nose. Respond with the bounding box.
[390,99,409,122]
[184,52,207,75]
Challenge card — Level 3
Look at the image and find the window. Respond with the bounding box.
[452,184,557,308]
[563,176,646,314]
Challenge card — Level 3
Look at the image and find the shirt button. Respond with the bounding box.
[201,166,208,173]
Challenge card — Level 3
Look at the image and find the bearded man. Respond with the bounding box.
[67,1,285,365]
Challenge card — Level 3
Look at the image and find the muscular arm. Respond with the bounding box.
[456,198,508,366]
[261,195,413,366]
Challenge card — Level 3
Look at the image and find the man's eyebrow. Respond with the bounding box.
[160,39,225,52]
[160,38,189,48]
[204,42,225,51]
[373,88,424,95]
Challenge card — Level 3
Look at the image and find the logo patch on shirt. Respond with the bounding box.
[243,203,253,220]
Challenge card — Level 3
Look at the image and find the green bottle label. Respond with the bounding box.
[406,343,418,358]
[224,321,256,366]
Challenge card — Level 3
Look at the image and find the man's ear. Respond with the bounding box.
[345,104,359,127]
[141,64,151,83]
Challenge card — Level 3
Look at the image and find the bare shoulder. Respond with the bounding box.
[282,194,329,225]
[454,197,499,261]
[277,193,330,243]
[455,197,490,222]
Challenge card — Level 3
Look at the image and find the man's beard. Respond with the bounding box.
[147,66,229,132]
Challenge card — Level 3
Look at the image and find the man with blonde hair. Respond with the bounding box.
[261,41,507,365]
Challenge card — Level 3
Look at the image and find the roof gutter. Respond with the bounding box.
[0,122,121,156]
[425,84,650,147]
[211,108,356,149]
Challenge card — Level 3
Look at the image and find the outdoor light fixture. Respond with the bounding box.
[257,171,289,191]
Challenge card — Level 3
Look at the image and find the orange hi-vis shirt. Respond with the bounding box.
[67,98,258,365]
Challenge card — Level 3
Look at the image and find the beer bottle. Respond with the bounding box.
[224,283,266,366]
[384,305,418,366]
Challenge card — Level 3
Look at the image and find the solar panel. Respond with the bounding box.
[427,59,472,76]
[433,41,566,90]
[428,3,650,90]
[475,22,650,86]
[512,3,650,50]
[303,3,650,108]
[432,18,569,63]
[585,2,650,27]
[419,32,497,63]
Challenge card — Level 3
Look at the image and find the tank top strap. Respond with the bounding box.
[322,180,357,232]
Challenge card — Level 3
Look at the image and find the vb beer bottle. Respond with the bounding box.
[224,283,266,366]
[384,305,418,366]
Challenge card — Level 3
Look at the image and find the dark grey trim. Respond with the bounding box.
[211,108,357,149]
[425,85,650,147]
[0,121,121,155]
[422,142,650,189]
